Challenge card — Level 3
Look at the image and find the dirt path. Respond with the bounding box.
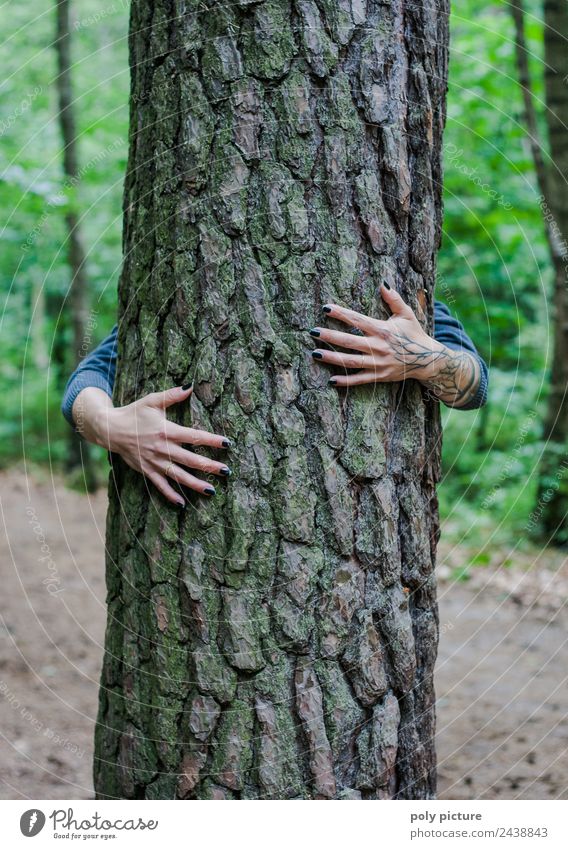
[1,468,566,799]
[436,577,568,799]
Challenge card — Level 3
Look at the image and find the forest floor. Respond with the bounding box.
[1,467,567,800]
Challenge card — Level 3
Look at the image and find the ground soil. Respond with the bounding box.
[1,468,566,799]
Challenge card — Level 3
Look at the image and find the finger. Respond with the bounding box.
[380,284,414,318]
[165,421,231,449]
[329,370,390,387]
[147,471,186,507]
[158,444,231,477]
[322,303,379,333]
[310,327,387,353]
[164,462,216,496]
[312,349,377,369]
[144,384,193,410]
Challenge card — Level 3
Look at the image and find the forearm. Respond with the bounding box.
[418,342,482,408]
[71,387,115,448]
[308,289,487,407]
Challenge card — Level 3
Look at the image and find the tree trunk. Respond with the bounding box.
[536,0,568,543]
[30,271,49,371]
[95,0,448,800]
[54,0,95,488]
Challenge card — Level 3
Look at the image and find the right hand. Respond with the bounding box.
[85,385,231,506]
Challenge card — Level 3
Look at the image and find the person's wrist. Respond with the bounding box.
[414,337,447,383]
[91,405,117,451]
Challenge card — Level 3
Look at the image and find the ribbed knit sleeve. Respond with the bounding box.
[61,326,118,426]
[433,301,488,410]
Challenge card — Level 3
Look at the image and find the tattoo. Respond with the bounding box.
[421,349,480,407]
[388,332,481,407]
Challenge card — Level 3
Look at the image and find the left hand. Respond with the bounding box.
[309,284,444,387]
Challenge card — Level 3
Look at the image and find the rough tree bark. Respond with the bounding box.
[54,0,95,486]
[94,0,448,799]
[537,0,568,542]
[512,1,568,543]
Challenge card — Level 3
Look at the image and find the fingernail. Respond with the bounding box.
[312,351,323,360]
[220,467,231,476]
[182,382,193,390]
[382,282,391,290]
[322,305,332,313]
[176,499,186,508]
[328,378,337,386]
[222,438,232,448]
[309,328,320,337]
[204,487,216,496]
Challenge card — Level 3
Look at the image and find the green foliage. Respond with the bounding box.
[439,369,545,545]
[436,0,552,545]
[439,0,548,369]
[0,0,129,466]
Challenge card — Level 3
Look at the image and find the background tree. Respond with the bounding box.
[95,0,448,798]
[94,0,449,800]
[54,0,95,486]
[511,0,568,545]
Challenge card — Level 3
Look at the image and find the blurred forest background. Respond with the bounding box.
[0,0,562,562]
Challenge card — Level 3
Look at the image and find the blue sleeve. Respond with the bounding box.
[61,326,118,426]
[433,301,488,410]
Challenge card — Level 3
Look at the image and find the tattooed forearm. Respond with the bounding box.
[420,349,481,407]
[388,332,481,408]
[312,292,486,405]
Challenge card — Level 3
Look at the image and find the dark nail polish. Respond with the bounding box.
[204,487,216,496]
[309,328,320,337]
[383,282,391,290]
[176,499,186,508]
[328,378,337,386]
[220,467,231,476]
[312,351,323,359]
[222,438,232,448]
[322,305,332,313]
[182,382,193,390]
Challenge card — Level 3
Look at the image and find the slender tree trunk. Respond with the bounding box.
[512,1,568,543]
[538,0,568,541]
[95,0,448,799]
[30,273,49,371]
[54,0,95,488]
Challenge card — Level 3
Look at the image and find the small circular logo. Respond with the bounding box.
[19,810,46,837]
